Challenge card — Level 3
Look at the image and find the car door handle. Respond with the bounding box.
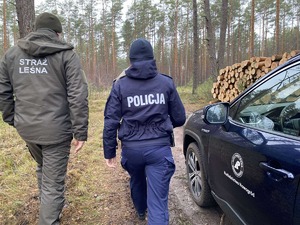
[259,162,294,181]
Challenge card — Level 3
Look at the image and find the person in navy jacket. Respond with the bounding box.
[103,38,186,224]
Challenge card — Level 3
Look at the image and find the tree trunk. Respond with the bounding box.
[217,0,228,71]
[203,0,217,77]
[173,0,179,82]
[161,28,166,73]
[275,0,280,53]
[192,0,199,94]
[112,17,117,76]
[102,0,109,82]
[261,11,265,56]
[184,9,189,86]
[15,0,35,38]
[281,10,286,53]
[3,0,8,52]
[249,0,255,57]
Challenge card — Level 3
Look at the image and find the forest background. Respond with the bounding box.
[1,0,300,94]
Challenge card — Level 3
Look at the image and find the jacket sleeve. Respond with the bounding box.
[0,54,15,126]
[103,82,122,159]
[169,81,186,128]
[65,51,89,141]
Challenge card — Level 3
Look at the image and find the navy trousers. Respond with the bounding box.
[121,145,175,225]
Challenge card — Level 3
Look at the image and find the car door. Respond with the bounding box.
[207,61,300,225]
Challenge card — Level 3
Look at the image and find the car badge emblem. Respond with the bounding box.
[231,153,244,178]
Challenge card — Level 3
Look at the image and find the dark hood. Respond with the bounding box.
[125,59,158,79]
[17,29,73,57]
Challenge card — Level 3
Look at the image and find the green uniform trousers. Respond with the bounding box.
[26,139,71,225]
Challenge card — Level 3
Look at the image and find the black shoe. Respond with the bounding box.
[137,212,146,221]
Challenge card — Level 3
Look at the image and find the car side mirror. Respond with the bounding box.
[203,102,230,125]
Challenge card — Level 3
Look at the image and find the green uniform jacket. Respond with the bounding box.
[0,29,88,144]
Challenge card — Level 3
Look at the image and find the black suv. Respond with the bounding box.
[183,55,300,225]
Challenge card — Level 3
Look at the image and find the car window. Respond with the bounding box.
[231,63,300,137]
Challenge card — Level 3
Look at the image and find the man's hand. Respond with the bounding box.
[72,139,85,154]
[105,157,117,168]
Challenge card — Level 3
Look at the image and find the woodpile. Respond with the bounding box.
[211,50,300,102]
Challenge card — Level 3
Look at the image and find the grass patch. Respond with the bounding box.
[177,79,214,112]
[0,86,210,224]
[0,119,36,223]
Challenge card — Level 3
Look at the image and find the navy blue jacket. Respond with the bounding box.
[103,59,186,159]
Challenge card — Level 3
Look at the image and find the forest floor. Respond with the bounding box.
[0,90,220,225]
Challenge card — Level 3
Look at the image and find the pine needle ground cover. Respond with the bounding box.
[0,88,207,224]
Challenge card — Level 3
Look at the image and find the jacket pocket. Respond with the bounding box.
[163,156,176,181]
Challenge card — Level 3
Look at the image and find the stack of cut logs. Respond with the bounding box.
[211,50,300,102]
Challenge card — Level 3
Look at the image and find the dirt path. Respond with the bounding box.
[11,126,223,225]
[169,127,222,225]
